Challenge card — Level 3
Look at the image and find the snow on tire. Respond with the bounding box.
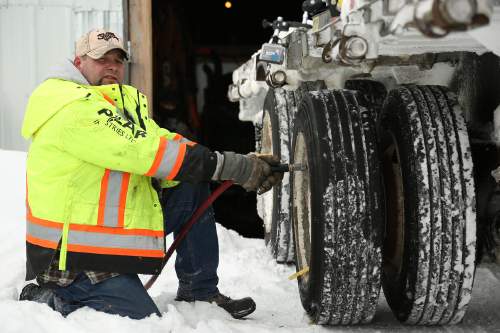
[257,88,295,263]
[379,85,476,325]
[291,89,383,325]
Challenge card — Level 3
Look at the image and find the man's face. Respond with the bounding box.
[74,49,125,85]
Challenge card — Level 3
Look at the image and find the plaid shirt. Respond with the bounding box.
[37,252,119,287]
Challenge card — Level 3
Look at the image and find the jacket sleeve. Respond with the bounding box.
[58,97,216,182]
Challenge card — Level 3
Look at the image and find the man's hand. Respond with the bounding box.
[217,152,284,194]
[250,154,284,194]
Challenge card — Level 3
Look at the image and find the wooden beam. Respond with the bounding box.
[127,0,153,116]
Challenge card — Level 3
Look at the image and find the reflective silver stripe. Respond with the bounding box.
[103,171,124,227]
[154,140,182,179]
[27,221,61,242]
[27,220,164,252]
[68,230,164,251]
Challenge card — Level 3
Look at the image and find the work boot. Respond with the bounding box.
[19,283,42,301]
[176,292,256,319]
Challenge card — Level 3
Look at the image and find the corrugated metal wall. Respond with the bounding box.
[0,0,123,151]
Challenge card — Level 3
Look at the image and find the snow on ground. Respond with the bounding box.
[1,148,500,333]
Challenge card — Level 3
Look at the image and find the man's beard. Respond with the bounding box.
[98,78,118,85]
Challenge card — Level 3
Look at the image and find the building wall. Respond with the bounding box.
[0,0,123,151]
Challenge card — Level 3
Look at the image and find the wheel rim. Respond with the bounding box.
[293,131,312,285]
[382,135,405,279]
[260,110,274,235]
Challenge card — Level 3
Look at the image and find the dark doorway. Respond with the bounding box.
[151,1,300,238]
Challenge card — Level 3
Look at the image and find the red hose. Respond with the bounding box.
[144,180,234,290]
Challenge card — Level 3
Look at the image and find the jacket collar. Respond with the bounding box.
[44,59,89,85]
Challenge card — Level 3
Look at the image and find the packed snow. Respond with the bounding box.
[1,149,500,332]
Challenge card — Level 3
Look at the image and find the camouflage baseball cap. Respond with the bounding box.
[75,28,128,60]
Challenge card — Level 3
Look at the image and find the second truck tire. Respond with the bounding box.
[291,89,383,325]
[379,85,476,325]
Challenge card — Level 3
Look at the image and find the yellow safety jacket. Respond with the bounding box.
[22,78,215,277]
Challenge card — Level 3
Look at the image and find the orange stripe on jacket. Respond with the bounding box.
[172,133,196,146]
[26,234,59,249]
[102,93,116,106]
[97,169,111,226]
[166,143,187,180]
[145,137,167,176]
[68,244,165,258]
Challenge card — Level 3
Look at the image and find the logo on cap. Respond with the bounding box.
[97,32,119,42]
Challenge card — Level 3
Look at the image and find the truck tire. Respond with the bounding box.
[257,88,295,263]
[291,89,383,325]
[379,85,476,325]
[257,81,327,264]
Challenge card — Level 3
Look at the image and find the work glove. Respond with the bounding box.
[217,152,284,194]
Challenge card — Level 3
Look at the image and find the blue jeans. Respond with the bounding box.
[34,182,219,319]
[43,273,161,319]
[162,181,219,301]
